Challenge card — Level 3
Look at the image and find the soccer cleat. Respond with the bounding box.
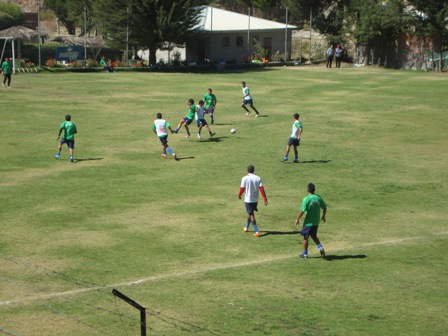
[54,154,60,159]
[294,159,299,163]
[299,252,308,258]
[2,83,4,87]
[197,133,201,138]
[283,156,288,161]
[245,112,250,116]
[243,227,248,232]
[173,154,179,161]
[70,156,74,163]
[185,134,190,139]
[255,113,260,118]
[162,153,167,158]
[254,232,260,237]
[173,129,178,134]
[319,247,326,258]
[210,132,215,137]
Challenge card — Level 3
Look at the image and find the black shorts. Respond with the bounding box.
[183,117,193,125]
[287,138,300,147]
[245,202,258,215]
[158,135,168,145]
[197,119,208,127]
[61,138,75,149]
[301,225,318,238]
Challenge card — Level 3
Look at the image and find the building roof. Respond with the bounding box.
[195,6,297,33]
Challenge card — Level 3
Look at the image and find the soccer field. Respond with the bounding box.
[1,66,447,335]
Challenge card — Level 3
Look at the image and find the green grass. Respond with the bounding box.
[1,66,447,335]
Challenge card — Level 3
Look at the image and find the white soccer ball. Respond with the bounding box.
[231,128,237,134]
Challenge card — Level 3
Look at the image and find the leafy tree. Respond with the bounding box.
[45,0,95,35]
[95,0,208,65]
[0,2,23,30]
[406,0,448,71]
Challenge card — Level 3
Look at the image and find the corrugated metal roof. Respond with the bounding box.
[196,6,297,32]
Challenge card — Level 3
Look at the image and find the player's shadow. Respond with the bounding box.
[197,136,225,142]
[74,157,104,163]
[300,160,332,164]
[260,230,300,237]
[176,156,195,161]
[323,254,367,261]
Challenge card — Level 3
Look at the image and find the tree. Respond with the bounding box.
[407,0,448,72]
[0,2,23,30]
[45,0,95,35]
[95,0,208,65]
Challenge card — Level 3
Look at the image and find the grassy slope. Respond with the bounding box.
[0,67,447,335]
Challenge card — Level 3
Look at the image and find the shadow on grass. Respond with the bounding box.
[259,230,300,237]
[323,254,367,261]
[176,156,195,161]
[74,157,104,163]
[300,160,332,164]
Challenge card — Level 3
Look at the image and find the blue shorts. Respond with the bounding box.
[287,138,300,146]
[245,202,258,215]
[158,135,168,145]
[207,107,215,114]
[183,117,193,125]
[301,225,318,238]
[60,138,75,149]
[242,98,253,106]
[197,119,208,127]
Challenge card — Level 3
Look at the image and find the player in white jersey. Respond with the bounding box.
[195,100,215,139]
[238,165,268,237]
[283,113,302,162]
[152,113,178,160]
[241,81,260,117]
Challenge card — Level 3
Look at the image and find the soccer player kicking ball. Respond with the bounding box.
[238,165,268,237]
[295,183,327,258]
[241,81,260,117]
[173,98,196,138]
[283,113,302,163]
[152,113,178,161]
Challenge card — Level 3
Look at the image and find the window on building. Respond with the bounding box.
[236,36,244,47]
[222,37,230,48]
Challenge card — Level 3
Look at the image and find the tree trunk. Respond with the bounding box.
[149,48,157,65]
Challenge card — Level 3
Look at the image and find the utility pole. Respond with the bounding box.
[37,0,41,66]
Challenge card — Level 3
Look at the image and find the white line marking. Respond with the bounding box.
[2,233,447,306]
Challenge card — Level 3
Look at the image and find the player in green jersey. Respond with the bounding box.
[203,88,218,124]
[2,58,12,88]
[283,113,302,162]
[174,98,196,138]
[55,114,78,162]
[295,183,327,258]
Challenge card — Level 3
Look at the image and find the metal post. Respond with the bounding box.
[84,7,87,67]
[284,7,288,64]
[112,289,147,336]
[126,7,129,66]
[37,0,41,66]
[247,7,251,58]
[309,8,312,61]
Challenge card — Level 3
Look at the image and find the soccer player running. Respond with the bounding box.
[174,98,196,138]
[55,114,77,163]
[203,88,217,124]
[283,113,302,162]
[295,183,327,258]
[241,81,260,117]
[238,165,268,237]
[152,113,178,161]
[196,100,215,139]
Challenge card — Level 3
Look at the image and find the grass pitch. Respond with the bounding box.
[0,66,447,335]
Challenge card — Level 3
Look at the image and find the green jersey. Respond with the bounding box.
[300,194,326,227]
[186,105,196,120]
[60,121,77,140]
[1,61,12,75]
[203,93,217,108]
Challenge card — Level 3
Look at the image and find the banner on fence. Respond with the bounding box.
[56,46,84,62]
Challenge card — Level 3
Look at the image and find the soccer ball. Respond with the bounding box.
[231,128,237,134]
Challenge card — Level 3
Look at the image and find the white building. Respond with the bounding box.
[186,6,298,64]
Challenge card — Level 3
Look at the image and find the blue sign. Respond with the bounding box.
[56,46,84,61]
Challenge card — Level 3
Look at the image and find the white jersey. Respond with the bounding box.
[240,173,263,203]
[196,105,206,120]
[153,119,169,137]
[242,86,252,101]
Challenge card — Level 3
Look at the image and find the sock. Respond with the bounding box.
[303,250,308,255]
[167,147,173,155]
[252,224,259,233]
[57,152,60,155]
[317,244,323,250]
[295,156,299,161]
[245,222,250,230]
[175,128,179,133]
